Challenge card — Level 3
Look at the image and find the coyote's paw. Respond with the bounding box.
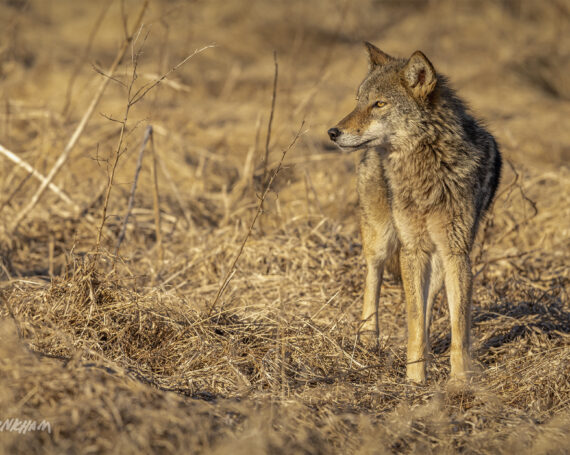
[446,375,475,397]
[406,361,427,385]
[358,329,379,351]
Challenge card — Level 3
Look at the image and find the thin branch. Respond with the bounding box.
[62,0,113,117]
[99,112,124,123]
[114,126,153,257]
[149,129,163,264]
[96,47,140,251]
[0,143,77,209]
[207,120,306,316]
[130,44,216,106]
[262,50,278,186]
[91,64,128,88]
[9,1,149,234]
[259,52,278,235]
[95,38,213,254]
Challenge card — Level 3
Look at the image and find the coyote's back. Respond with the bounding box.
[328,43,501,383]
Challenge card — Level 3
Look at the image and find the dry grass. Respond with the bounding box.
[1,0,569,453]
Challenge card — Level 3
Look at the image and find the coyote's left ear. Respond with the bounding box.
[402,51,437,99]
[364,41,393,71]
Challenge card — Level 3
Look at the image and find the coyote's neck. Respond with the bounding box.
[384,132,472,214]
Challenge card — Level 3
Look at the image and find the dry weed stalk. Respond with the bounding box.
[262,51,278,187]
[0,143,76,209]
[259,52,278,234]
[61,0,113,118]
[208,121,306,316]
[9,1,149,235]
[114,125,153,257]
[1,2,569,454]
[149,131,164,264]
[94,34,214,252]
[95,24,149,253]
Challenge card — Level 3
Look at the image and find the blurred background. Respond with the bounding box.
[0,0,568,304]
[1,0,568,188]
[0,0,569,309]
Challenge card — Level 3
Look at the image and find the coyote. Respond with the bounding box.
[328,43,501,383]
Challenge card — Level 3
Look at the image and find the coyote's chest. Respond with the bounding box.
[386,147,467,214]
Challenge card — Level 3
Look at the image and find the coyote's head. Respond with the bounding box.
[328,42,438,151]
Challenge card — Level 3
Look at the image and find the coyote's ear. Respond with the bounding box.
[402,51,437,99]
[364,41,392,70]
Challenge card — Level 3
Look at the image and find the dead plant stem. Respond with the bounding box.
[150,131,164,264]
[96,40,213,252]
[262,51,278,186]
[10,1,149,235]
[260,52,278,234]
[207,121,306,316]
[62,0,113,118]
[114,126,153,257]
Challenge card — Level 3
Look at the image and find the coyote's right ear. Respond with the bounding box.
[364,42,393,71]
[402,51,437,99]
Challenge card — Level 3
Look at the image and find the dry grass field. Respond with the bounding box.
[1,0,569,453]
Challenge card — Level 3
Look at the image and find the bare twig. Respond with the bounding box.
[259,52,278,235]
[207,121,306,316]
[129,44,216,107]
[95,27,149,252]
[62,0,113,117]
[95,22,150,253]
[149,129,163,263]
[0,143,77,210]
[9,1,149,234]
[114,126,153,256]
[497,159,538,218]
[91,65,128,89]
[0,168,33,214]
[96,44,214,252]
[262,51,278,186]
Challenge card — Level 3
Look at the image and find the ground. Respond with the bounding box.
[0,0,569,453]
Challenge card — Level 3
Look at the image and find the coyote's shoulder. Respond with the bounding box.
[328,43,501,383]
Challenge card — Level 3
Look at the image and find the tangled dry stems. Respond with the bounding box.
[1,0,569,453]
[2,176,569,452]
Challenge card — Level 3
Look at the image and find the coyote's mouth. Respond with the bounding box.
[337,138,375,150]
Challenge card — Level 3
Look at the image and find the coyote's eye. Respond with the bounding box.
[374,101,387,108]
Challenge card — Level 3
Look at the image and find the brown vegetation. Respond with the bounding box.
[0,0,569,453]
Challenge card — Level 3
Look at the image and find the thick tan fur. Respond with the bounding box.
[328,43,502,383]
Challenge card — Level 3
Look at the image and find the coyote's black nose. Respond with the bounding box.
[328,127,340,141]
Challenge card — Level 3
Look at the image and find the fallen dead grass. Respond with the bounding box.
[0,0,569,453]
